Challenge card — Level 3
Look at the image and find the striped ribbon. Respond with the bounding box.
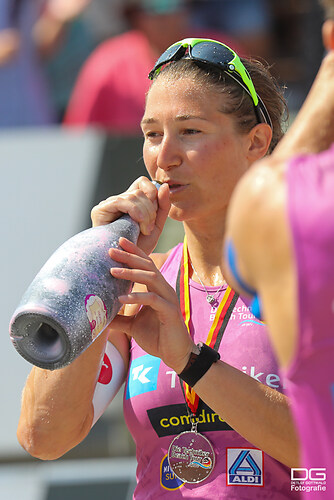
[178,236,237,415]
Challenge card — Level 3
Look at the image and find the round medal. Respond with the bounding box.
[168,431,215,484]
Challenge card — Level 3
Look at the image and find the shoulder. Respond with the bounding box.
[228,157,286,241]
[226,157,288,288]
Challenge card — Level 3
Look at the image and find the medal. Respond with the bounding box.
[168,423,215,484]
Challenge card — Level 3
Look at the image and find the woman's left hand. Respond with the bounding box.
[108,238,194,374]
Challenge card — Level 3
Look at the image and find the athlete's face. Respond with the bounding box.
[141,76,253,223]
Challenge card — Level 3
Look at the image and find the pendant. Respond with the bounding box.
[168,430,215,484]
[206,294,215,305]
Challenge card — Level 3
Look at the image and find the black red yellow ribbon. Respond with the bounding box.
[179,236,237,415]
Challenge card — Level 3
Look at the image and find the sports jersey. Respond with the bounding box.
[123,243,297,499]
[64,30,152,134]
[285,146,334,498]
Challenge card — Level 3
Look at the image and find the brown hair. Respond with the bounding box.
[149,58,288,154]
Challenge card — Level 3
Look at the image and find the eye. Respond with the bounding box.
[143,130,161,139]
[183,128,200,135]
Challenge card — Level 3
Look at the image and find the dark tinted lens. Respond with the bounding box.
[151,43,183,73]
[191,42,234,67]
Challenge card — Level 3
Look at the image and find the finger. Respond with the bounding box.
[109,247,153,272]
[91,192,156,232]
[113,238,179,301]
[128,176,159,207]
[91,176,160,229]
[113,266,178,310]
[111,267,156,287]
[119,237,154,260]
[118,292,174,317]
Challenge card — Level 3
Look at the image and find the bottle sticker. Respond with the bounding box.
[85,294,107,339]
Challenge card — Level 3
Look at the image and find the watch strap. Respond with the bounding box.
[178,343,220,387]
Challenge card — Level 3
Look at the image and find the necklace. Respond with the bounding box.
[190,262,225,306]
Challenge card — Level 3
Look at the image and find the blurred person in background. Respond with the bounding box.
[81,0,128,44]
[224,0,334,496]
[0,0,91,128]
[189,0,273,60]
[43,3,96,122]
[64,0,243,134]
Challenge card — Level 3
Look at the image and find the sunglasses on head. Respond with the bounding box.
[148,38,272,128]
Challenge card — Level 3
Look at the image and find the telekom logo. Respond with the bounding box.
[98,353,112,385]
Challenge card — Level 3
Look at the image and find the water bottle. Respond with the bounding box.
[9,182,160,370]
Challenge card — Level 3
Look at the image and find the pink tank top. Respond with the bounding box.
[123,244,297,499]
[285,146,334,498]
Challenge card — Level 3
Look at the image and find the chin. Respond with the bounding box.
[168,204,187,222]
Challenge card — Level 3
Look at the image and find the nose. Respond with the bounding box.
[156,134,182,171]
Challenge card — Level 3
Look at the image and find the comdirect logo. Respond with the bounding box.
[227,448,264,487]
[291,468,327,494]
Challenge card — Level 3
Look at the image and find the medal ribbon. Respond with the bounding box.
[178,236,237,415]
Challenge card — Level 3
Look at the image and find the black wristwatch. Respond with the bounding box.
[178,342,220,387]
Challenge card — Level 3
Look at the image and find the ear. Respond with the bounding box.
[322,20,334,51]
[247,123,272,163]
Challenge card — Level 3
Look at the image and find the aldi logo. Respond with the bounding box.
[227,448,264,487]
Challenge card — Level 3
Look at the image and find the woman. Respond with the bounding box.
[17,39,299,498]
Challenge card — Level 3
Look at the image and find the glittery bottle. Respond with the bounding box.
[9,215,140,370]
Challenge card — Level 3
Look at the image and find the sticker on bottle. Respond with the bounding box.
[85,294,107,339]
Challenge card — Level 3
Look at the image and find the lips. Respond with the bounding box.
[159,180,187,191]
[166,182,188,195]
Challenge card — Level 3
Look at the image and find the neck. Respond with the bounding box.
[184,218,226,286]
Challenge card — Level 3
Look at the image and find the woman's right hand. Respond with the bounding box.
[91,177,170,255]
[108,238,194,375]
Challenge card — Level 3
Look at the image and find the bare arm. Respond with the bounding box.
[108,238,299,468]
[273,50,334,160]
[0,29,20,66]
[17,328,113,460]
[193,356,298,467]
[33,0,91,58]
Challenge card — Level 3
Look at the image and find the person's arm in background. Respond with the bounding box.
[0,0,22,66]
[0,28,20,65]
[33,0,91,58]
[272,48,334,160]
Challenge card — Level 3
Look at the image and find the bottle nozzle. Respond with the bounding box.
[152,180,163,190]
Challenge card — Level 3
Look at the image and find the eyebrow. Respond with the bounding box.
[141,114,208,126]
